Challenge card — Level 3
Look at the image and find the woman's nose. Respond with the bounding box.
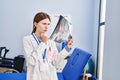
[45,25,48,30]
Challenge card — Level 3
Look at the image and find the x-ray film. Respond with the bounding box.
[50,15,72,43]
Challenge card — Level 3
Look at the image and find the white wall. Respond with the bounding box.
[0,0,99,74]
[102,0,120,79]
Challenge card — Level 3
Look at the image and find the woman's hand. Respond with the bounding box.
[40,33,48,43]
[67,38,74,48]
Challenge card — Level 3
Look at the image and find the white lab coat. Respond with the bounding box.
[23,34,69,80]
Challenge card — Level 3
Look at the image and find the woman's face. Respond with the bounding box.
[34,18,50,34]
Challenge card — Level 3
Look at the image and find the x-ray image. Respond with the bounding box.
[50,15,72,43]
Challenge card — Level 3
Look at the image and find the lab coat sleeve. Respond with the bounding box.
[23,36,46,66]
[51,41,70,67]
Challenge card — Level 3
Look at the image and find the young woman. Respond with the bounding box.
[23,12,73,80]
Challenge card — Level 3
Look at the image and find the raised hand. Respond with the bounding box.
[67,38,74,48]
[40,33,48,43]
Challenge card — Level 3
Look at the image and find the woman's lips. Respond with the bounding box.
[44,30,47,32]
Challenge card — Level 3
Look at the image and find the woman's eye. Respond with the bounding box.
[42,23,46,25]
[42,23,50,25]
[48,23,50,25]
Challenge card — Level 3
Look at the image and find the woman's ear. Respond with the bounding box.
[34,22,37,28]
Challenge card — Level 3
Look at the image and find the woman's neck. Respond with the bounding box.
[34,32,41,38]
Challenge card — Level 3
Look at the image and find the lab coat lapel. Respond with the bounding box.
[29,35,42,80]
[30,35,38,48]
